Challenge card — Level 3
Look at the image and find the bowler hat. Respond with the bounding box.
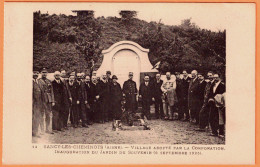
[106,71,111,75]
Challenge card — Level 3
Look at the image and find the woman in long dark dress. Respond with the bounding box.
[110,75,123,120]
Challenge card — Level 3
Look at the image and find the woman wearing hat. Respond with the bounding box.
[110,75,123,120]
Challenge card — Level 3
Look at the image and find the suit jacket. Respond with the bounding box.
[153,80,163,99]
[61,78,72,107]
[139,82,154,103]
[98,80,110,101]
[176,78,182,100]
[87,82,98,104]
[52,80,65,111]
[181,77,191,101]
[213,82,225,97]
[188,77,200,109]
[68,81,81,105]
[198,80,207,102]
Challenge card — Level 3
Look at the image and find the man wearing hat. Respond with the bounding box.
[38,68,55,134]
[110,75,123,120]
[106,71,113,121]
[106,71,112,83]
[123,72,138,113]
[32,71,43,137]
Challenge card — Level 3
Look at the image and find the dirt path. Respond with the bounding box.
[33,119,224,144]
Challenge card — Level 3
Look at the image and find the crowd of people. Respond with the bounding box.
[32,68,226,139]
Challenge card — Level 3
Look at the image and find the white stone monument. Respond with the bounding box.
[96,41,158,87]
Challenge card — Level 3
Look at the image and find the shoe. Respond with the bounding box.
[208,133,218,136]
[195,128,205,132]
[74,125,78,128]
[219,134,225,138]
[45,130,54,134]
[64,127,69,130]
[82,124,89,128]
[87,122,93,125]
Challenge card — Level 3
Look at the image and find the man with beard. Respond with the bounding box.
[60,70,72,130]
[197,73,207,113]
[82,75,93,125]
[180,70,191,121]
[76,73,87,127]
[110,75,123,120]
[123,72,138,113]
[153,73,164,119]
[38,68,55,134]
[139,75,155,120]
[175,72,183,120]
[196,71,215,132]
[208,73,225,136]
[32,71,43,137]
[188,70,200,124]
[51,71,65,132]
[90,76,100,122]
[161,72,177,120]
[68,75,81,128]
[98,74,110,123]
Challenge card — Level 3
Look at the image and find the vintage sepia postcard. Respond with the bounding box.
[2,1,257,165]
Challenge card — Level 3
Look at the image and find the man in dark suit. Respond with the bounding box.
[98,74,111,123]
[82,75,93,125]
[180,70,191,121]
[139,75,155,120]
[76,73,88,127]
[188,70,200,124]
[52,71,66,132]
[89,76,100,123]
[106,71,113,121]
[153,73,164,119]
[60,70,72,130]
[123,72,138,113]
[208,73,226,136]
[197,73,207,111]
[68,75,81,128]
[196,71,214,131]
[175,72,183,120]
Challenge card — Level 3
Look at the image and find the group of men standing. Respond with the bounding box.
[33,67,226,139]
[149,70,226,138]
[32,68,137,137]
[129,69,226,138]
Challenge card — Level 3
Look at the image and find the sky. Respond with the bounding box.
[37,3,233,31]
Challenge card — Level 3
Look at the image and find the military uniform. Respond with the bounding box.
[38,77,54,132]
[123,79,138,112]
[32,78,44,136]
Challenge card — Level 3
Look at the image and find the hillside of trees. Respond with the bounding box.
[33,10,226,76]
